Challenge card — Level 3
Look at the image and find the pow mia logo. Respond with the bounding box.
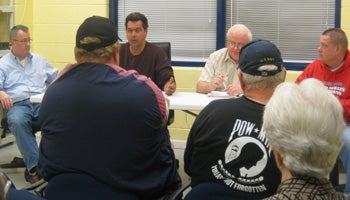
[211,119,271,193]
[225,137,267,178]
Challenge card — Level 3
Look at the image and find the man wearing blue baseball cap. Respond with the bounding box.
[184,39,286,199]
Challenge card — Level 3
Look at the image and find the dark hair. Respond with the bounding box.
[322,28,348,50]
[10,25,29,40]
[124,12,148,30]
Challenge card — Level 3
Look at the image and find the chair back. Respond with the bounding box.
[152,42,171,61]
[151,42,174,125]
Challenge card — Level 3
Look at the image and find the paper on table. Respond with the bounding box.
[207,91,230,97]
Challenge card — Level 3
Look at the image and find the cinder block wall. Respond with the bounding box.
[2,0,347,141]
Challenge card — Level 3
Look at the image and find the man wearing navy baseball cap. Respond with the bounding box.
[238,39,284,77]
[184,39,285,199]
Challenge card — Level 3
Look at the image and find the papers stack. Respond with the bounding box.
[207,91,230,97]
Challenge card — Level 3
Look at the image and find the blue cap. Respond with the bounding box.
[238,39,283,77]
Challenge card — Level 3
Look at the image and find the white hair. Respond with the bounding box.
[263,78,345,178]
[239,65,285,90]
[227,24,253,41]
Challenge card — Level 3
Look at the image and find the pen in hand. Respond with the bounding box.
[217,74,226,90]
[223,82,227,90]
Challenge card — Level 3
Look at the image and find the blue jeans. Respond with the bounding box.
[6,99,40,171]
[340,125,350,194]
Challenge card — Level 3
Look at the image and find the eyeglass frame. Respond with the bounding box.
[12,38,32,44]
[227,40,245,49]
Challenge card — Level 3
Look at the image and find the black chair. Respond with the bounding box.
[152,42,175,125]
[0,116,12,147]
[329,158,343,187]
[153,42,171,60]
[167,181,192,200]
[0,106,13,148]
[0,116,41,168]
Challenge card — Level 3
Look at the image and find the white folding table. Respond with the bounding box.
[31,92,231,116]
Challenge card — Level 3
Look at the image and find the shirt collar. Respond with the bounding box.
[223,48,237,64]
[10,51,33,62]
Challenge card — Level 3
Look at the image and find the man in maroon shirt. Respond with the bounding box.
[119,12,176,96]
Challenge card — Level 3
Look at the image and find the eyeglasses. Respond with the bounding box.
[13,38,32,44]
[227,41,244,49]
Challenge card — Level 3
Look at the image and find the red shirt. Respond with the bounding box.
[296,50,350,123]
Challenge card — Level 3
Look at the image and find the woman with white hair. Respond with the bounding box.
[263,78,350,199]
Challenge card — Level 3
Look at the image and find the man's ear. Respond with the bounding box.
[282,67,287,82]
[335,46,339,52]
[335,44,343,53]
[115,51,120,66]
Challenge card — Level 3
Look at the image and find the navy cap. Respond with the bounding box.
[238,39,283,77]
[76,16,121,51]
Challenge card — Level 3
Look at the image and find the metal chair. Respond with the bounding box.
[22,179,47,197]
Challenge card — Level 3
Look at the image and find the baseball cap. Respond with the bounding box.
[76,16,121,51]
[238,39,283,77]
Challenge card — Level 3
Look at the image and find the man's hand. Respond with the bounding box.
[226,84,243,96]
[164,76,176,96]
[209,75,225,91]
[0,90,13,110]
